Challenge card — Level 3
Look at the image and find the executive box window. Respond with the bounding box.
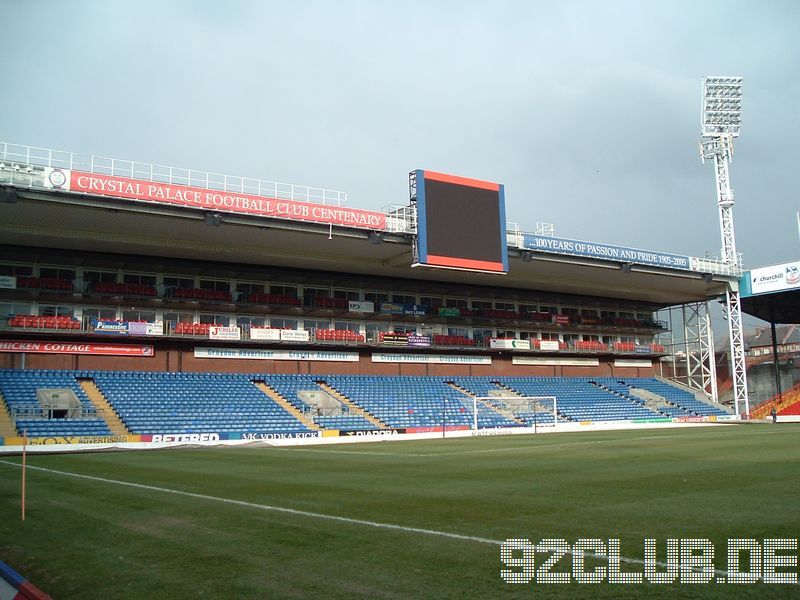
[333,289,359,301]
[122,309,156,322]
[237,316,268,328]
[200,279,229,292]
[270,318,298,329]
[364,292,389,306]
[392,293,416,305]
[40,267,75,281]
[84,271,117,284]
[199,314,230,325]
[83,307,119,321]
[123,273,156,286]
[0,264,33,276]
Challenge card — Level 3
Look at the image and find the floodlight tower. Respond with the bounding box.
[699,76,749,416]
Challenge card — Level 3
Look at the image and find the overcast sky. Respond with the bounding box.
[2,0,799,272]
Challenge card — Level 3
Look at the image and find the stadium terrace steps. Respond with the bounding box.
[493,382,525,398]
[777,383,800,416]
[622,378,728,418]
[78,379,131,436]
[654,376,731,413]
[751,382,800,418]
[448,382,525,425]
[316,382,389,429]
[0,392,17,438]
[253,381,321,430]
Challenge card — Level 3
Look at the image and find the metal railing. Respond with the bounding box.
[2,141,742,277]
[0,141,348,206]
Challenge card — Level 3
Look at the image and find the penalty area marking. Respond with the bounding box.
[0,458,731,577]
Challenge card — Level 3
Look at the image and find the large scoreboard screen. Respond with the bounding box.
[411,170,508,274]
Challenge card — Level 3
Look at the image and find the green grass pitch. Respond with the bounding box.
[1,425,799,599]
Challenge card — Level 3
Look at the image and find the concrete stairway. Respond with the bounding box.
[0,392,18,439]
[78,379,131,435]
[447,382,525,425]
[253,381,320,430]
[315,382,389,429]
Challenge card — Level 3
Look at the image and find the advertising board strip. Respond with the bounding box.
[379,302,429,316]
[249,328,282,341]
[195,347,358,361]
[209,326,242,341]
[490,339,531,350]
[0,340,154,356]
[744,260,800,296]
[65,170,387,230]
[3,434,142,445]
[347,301,375,313]
[512,356,599,367]
[371,353,491,365]
[522,233,691,271]
[613,359,653,368]
[92,319,164,336]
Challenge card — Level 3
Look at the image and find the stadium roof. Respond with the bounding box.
[0,186,732,307]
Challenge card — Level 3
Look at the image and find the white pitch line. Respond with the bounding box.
[0,459,498,544]
[0,458,745,578]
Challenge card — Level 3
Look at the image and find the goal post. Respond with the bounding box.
[472,395,558,432]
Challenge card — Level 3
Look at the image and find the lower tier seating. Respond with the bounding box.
[0,370,731,437]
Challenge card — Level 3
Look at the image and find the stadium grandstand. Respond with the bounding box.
[0,140,753,449]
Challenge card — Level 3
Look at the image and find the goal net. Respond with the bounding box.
[473,396,558,431]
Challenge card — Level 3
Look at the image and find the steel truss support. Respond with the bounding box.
[701,120,748,415]
[681,302,718,401]
[726,287,749,415]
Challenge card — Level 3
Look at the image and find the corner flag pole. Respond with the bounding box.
[21,429,27,521]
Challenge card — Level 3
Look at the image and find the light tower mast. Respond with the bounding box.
[699,76,749,416]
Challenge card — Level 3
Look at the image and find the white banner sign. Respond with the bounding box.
[281,329,310,342]
[195,347,358,361]
[209,326,242,340]
[249,328,282,341]
[372,353,491,365]
[513,356,599,366]
[0,275,17,289]
[490,339,531,350]
[539,340,561,351]
[613,359,653,368]
[348,300,375,313]
[128,321,164,336]
[749,260,800,295]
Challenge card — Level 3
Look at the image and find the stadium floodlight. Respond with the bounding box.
[699,75,748,416]
[701,76,743,137]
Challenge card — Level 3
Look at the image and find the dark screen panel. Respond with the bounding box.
[414,170,508,273]
[424,179,503,263]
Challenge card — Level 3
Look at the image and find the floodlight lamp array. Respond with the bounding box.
[702,76,743,136]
